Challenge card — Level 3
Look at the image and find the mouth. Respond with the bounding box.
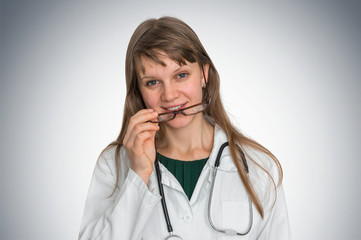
[162,103,187,112]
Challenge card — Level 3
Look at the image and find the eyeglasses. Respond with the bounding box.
[150,102,209,123]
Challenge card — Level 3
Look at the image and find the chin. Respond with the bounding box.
[163,115,194,129]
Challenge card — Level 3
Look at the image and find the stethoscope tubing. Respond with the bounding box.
[155,157,173,233]
[155,141,253,238]
[207,143,253,235]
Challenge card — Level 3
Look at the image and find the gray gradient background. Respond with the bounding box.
[1,1,361,240]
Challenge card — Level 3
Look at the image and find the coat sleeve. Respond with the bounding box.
[257,184,291,240]
[78,149,161,240]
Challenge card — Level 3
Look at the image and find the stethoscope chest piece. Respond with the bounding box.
[165,234,183,240]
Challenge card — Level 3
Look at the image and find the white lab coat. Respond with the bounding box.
[79,126,291,239]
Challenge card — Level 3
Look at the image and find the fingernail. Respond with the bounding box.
[148,109,154,112]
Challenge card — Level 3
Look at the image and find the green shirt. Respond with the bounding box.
[157,152,209,200]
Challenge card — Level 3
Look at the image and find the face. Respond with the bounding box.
[137,54,208,129]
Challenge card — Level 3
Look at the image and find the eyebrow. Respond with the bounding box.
[140,64,190,81]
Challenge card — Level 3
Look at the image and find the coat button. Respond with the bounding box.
[181,215,192,222]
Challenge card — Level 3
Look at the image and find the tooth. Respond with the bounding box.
[168,105,181,111]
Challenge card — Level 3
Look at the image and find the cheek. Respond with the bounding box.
[141,91,160,108]
[184,81,203,100]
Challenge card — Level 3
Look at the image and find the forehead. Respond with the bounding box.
[137,54,195,77]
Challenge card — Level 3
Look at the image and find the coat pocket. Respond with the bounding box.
[220,200,252,240]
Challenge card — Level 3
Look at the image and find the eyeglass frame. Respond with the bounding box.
[150,101,209,123]
[149,65,210,123]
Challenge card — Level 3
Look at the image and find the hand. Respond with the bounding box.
[123,109,159,184]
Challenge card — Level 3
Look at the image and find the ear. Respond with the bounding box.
[202,63,210,84]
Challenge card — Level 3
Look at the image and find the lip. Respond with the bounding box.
[161,102,187,112]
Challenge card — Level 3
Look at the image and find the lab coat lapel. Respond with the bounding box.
[190,126,234,205]
[149,125,236,204]
[158,163,185,194]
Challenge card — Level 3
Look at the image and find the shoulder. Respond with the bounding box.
[243,146,281,184]
[242,145,282,205]
[99,145,128,161]
[96,145,130,179]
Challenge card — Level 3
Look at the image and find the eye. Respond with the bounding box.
[145,80,159,86]
[177,72,188,79]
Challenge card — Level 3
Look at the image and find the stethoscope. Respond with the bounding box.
[154,142,253,239]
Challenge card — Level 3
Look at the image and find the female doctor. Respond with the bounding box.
[79,16,291,239]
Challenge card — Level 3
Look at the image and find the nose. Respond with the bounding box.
[162,81,178,102]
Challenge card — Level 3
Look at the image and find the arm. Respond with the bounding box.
[78,153,161,240]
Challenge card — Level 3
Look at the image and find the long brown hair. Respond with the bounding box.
[104,16,282,218]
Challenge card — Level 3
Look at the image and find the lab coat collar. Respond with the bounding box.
[157,125,237,174]
[194,125,238,205]
[206,125,238,172]
[150,125,238,200]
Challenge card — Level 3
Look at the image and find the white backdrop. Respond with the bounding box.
[1,1,361,239]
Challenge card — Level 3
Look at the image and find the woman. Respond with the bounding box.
[79,16,291,239]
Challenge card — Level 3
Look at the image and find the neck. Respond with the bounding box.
[157,115,214,161]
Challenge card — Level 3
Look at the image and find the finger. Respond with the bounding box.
[124,109,158,143]
[133,131,154,154]
[133,122,159,135]
[131,109,158,124]
[126,110,158,135]
[126,122,159,147]
[143,130,157,147]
